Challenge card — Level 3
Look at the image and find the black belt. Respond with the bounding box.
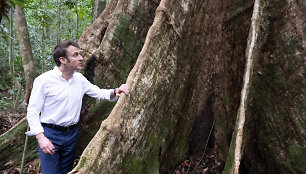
[42,123,77,132]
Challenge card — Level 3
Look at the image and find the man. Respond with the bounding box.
[26,40,129,174]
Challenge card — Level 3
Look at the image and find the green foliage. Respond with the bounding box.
[0,95,12,109]
[7,0,27,8]
[0,0,95,109]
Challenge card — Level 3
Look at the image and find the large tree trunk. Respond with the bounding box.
[0,0,304,173]
[72,0,305,173]
[76,0,158,152]
[72,0,237,172]
[15,5,37,105]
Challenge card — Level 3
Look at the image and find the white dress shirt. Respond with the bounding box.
[26,66,117,136]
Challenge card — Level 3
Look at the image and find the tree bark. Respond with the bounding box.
[73,0,305,173]
[72,0,245,172]
[14,5,37,105]
[94,0,106,19]
[231,0,306,173]
[9,8,22,108]
[41,0,47,73]
[76,0,159,154]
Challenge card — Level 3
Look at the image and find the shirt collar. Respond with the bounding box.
[53,66,75,81]
[54,66,63,77]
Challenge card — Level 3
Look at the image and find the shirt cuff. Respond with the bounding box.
[25,128,44,136]
[110,95,118,102]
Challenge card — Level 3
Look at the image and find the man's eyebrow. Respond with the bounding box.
[73,50,83,54]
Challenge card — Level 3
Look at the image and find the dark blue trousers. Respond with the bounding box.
[38,125,79,174]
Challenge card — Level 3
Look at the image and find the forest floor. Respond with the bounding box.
[0,110,224,174]
[0,109,26,135]
[174,152,225,174]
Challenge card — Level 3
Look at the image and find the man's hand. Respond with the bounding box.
[36,133,55,155]
[116,84,129,96]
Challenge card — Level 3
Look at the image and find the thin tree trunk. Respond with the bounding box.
[14,6,37,105]
[75,0,79,40]
[41,26,45,73]
[41,0,46,73]
[56,0,61,43]
[9,8,21,108]
[45,0,50,39]
[9,7,14,102]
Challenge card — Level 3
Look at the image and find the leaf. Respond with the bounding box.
[3,13,10,22]
[2,27,9,34]
[2,35,7,40]
[7,0,16,8]
[63,0,75,9]
[0,24,9,35]
[184,160,191,167]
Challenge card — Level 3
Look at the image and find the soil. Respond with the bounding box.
[174,152,225,174]
[0,110,26,135]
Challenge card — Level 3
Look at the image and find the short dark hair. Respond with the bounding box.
[53,40,80,66]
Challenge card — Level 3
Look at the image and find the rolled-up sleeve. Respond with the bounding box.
[26,77,45,136]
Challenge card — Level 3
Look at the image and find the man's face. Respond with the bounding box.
[65,45,83,71]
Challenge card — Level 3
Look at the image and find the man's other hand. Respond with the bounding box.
[36,133,55,155]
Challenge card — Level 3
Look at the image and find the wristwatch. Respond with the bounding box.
[113,88,118,95]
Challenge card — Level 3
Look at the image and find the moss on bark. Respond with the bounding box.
[283,145,306,173]
[0,119,38,170]
[110,14,144,86]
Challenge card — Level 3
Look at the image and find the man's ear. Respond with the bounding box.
[59,57,66,64]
